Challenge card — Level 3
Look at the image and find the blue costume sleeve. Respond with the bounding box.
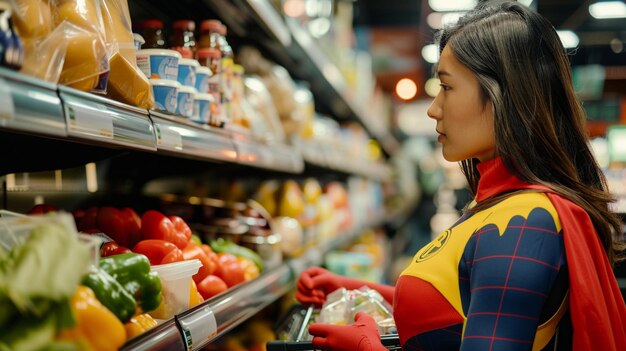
[459,207,566,351]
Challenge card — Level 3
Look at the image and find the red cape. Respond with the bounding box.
[477,158,626,350]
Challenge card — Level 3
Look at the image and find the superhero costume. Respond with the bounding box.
[394,157,626,351]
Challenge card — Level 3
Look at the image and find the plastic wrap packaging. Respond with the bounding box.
[19,21,67,82]
[10,0,54,39]
[244,75,285,143]
[100,0,153,108]
[318,287,396,335]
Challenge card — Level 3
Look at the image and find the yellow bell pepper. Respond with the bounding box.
[124,314,158,340]
[189,279,204,308]
[57,286,126,351]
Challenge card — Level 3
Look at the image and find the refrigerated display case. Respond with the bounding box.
[0,1,414,349]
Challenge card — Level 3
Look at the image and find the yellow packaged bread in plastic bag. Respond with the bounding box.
[106,51,154,109]
[101,0,135,65]
[58,22,108,91]
[10,0,54,39]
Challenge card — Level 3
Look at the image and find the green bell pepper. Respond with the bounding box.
[99,253,162,313]
[82,268,136,323]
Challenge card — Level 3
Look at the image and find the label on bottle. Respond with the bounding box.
[178,306,218,351]
[66,103,114,139]
[0,78,15,120]
[155,123,183,151]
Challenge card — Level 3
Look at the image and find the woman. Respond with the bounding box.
[296,1,626,350]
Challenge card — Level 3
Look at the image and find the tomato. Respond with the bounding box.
[132,239,184,265]
[197,275,228,300]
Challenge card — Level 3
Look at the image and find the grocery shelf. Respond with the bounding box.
[0,67,66,138]
[244,0,292,47]
[121,319,186,351]
[150,112,239,163]
[120,214,387,350]
[58,86,156,152]
[233,132,305,173]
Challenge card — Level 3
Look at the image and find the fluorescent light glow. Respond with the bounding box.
[427,12,465,29]
[519,0,533,6]
[589,1,626,19]
[428,0,477,12]
[422,44,439,63]
[396,78,418,100]
[557,30,579,48]
[85,163,98,193]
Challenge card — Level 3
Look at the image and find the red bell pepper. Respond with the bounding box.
[76,207,142,249]
[140,210,191,249]
[182,242,218,284]
[133,239,184,265]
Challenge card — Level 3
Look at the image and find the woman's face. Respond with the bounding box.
[427,45,496,162]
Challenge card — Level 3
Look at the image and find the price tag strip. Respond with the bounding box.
[65,103,114,139]
[155,123,183,151]
[0,78,15,120]
[177,306,218,351]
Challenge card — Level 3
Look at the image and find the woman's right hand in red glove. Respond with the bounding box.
[296,266,344,306]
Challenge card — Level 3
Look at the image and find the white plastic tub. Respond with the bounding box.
[150,259,202,320]
[137,49,182,80]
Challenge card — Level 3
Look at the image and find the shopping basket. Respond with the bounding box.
[266,305,401,351]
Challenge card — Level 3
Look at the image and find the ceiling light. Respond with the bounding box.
[421,44,439,63]
[557,30,579,48]
[428,0,477,12]
[396,78,418,100]
[589,1,626,19]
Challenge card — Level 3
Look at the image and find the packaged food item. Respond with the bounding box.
[176,85,196,118]
[150,78,180,113]
[197,47,222,127]
[177,58,198,87]
[149,259,202,320]
[244,76,285,143]
[10,0,54,39]
[0,3,24,70]
[133,32,144,50]
[170,19,196,59]
[136,48,181,80]
[58,22,109,91]
[106,51,154,109]
[141,18,165,49]
[100,0,135,66]
[195,65,211,93]
[198,20,232,125]
[193,92,213,123]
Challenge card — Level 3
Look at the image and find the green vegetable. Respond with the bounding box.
[0,312,56,351]
[210,238,264,271]
[82,268,136,323]
[99,253,162,313]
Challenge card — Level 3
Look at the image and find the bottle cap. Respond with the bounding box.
[173,20,196,31]
[197,48,222,59]
[201,19,223,33]
[143,19,164,28]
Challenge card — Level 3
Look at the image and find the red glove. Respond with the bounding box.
[296,266,395,307]
[296,266,344,306]
[309,312,387,351]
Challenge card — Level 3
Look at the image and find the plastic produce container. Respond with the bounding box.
[150,259,202,320]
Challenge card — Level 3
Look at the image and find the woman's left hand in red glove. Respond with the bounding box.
[308,312,387,351]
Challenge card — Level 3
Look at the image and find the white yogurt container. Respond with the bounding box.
[193,93,214,123]
[150,79,180,113]
[177,85,197,118]
[177,58,199,88]
[195,66,212,93]
[137,49,181,80]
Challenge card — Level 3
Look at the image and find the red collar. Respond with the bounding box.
[475,157,534,202]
